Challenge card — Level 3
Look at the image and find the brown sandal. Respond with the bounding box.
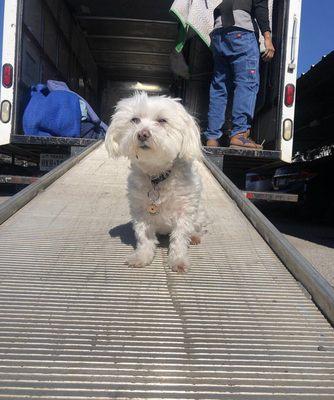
[230,132,262,149]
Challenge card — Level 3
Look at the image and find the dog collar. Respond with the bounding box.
[150,170,171,187]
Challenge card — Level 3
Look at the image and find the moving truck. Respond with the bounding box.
[0,0,302,174]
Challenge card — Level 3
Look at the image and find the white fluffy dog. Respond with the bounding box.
[105,92,205,273]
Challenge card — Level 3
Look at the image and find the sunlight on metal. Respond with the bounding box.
[131,82,163,92]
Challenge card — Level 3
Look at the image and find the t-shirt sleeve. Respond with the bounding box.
[253,0,271,34]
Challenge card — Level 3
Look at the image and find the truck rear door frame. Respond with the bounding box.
[279,0,302,162]
[0,0,19,146]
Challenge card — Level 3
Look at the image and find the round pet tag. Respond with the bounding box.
[147,204,159,215]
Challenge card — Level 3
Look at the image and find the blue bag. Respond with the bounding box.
[23,84,82,138]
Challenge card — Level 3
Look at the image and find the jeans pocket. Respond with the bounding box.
[246,58,259,82]
[228,31,250,53]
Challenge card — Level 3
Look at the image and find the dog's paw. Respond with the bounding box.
[125,252,153,268]
[170,259,189,274]
[190,235,201,245]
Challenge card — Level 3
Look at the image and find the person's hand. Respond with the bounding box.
[262,32,275,62]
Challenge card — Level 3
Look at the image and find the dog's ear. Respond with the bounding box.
[179,108,203,161]
[105,120,121,158]
[105,95,137,158]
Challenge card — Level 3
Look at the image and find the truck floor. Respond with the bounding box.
[0,146,333,399]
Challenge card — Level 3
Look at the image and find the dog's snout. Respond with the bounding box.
[137,129,151,142]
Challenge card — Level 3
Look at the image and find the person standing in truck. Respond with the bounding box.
[204,0,275,149]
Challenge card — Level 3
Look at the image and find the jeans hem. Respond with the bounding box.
[204,132,223,140]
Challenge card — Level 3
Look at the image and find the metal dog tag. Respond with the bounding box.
[147,204,159,215]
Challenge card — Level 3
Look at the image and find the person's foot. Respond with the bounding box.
[230,132,262,149]
[206,139,219,147]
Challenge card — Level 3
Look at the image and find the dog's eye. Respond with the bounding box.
[157,118,167,124]
[131,117,141,124]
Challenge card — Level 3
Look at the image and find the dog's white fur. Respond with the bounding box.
[105,92,205,272]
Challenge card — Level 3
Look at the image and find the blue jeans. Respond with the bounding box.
[205,28,260,140]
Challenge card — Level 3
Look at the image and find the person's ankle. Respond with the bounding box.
[206,139,219,147]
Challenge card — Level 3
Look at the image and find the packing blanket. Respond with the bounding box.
[23,84,82,138]
[170,0,273,53]
[23,81,107,139]
[170,0,221,52]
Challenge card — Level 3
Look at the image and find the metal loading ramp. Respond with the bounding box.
[0,145,334,400]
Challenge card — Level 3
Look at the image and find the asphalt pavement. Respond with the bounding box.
[259,206,334,287]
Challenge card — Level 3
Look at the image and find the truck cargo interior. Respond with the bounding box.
[13,0,288,154]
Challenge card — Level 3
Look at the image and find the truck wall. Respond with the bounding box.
[100,81,171,123]
[16,0,99,133]
[8,0,299,164]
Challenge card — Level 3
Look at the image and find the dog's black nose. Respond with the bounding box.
[137,129,151,142]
